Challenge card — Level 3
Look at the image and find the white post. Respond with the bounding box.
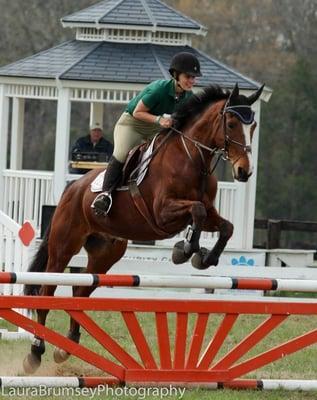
[53,87,71,202]
[233,182,246,248]
[0,84,9,210]
[90,102,104,128]
[242,100,261,248]
[10,97,25,170]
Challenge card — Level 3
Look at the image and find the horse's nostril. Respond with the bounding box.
[238,167,249,182]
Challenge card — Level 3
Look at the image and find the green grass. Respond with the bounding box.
[1,307,317,399]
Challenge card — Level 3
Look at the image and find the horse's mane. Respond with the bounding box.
[172,85,230,130]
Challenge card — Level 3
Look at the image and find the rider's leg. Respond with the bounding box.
[91,156,124,214]
[91,112,143,215]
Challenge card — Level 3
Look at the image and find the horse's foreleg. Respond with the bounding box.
[191,206,233,269]
[158,200,207,264]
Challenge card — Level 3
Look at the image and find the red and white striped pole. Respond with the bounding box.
[1,272,317,292]
[1,377,317,391]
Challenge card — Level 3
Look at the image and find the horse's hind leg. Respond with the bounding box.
[23,281,58,373]
[53,234,127,364]
[24,233,86,373]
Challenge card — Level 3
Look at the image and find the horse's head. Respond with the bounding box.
[218,83,264,182]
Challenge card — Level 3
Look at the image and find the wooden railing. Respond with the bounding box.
[255,219,317,249]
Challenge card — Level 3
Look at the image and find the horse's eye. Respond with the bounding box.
[227,122,236,130]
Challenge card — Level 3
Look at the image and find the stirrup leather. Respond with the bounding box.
[91,192,113,215]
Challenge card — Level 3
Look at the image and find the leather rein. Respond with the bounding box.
[171,100,253,176]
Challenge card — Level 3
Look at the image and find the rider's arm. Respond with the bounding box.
[133,100,172,128]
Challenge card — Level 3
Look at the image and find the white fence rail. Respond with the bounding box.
[0,211,33,339]
[0,211,31,295]
[1,169,54,229]
[1,170,246,248]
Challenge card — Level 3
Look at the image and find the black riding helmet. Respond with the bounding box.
[169,52,202,78]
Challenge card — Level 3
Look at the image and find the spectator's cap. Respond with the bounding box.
[90,122,103,130]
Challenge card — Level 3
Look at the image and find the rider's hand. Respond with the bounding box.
[159,116,173,128]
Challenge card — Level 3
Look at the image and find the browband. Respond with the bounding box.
[224,105,255,125]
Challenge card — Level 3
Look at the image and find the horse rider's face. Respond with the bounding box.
[178,73,196,91]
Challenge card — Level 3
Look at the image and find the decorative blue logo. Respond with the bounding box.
[231,256,255,266]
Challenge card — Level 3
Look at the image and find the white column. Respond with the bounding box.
[0,84,10,210]
[242,100,261,248]
[90,102,104,128]
[53,88,71,202]
[233,182,246,248]
[10,97,25,170]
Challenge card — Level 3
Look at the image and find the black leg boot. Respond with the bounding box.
[91,156,124,216]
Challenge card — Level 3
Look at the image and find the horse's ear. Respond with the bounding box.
[229,83,239,101]
[247,84,265,105]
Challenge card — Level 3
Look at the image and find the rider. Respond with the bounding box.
[91,52,202,216]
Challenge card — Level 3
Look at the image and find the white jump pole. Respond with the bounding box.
[2,377,317,391]
[1,272,317,292]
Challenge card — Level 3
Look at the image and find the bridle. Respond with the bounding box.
[172,99,255,175]
[171,125,222,175]
[220,101,254,160]
[129,100,255,180]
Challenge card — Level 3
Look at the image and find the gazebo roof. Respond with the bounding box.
[0,41,260,90]
[61,0,205,32]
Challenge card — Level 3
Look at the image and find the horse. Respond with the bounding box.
[23,82,263,373]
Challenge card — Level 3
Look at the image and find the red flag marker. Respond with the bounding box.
[18,222,35,246]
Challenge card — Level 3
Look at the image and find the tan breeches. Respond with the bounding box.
[113,112,160,162]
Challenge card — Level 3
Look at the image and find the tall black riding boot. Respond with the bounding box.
[91,156,124,216]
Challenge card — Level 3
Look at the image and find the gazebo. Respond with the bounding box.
[0,0,270,249]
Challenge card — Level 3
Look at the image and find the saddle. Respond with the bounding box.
[120,132,171,187]
[90,137,155,193]
[120,141,150,187]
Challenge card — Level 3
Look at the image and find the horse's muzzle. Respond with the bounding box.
[236,167,252,182]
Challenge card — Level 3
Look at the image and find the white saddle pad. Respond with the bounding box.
[90,135,157,193]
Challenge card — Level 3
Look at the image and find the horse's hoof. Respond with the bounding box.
[23,353,41,374]
[191,248,210,270]
[205,251,219,267]
[172,241,191,264]
[53,348,70,364]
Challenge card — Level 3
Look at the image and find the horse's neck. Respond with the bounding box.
[153,102,224,173]
[185,107,222,153]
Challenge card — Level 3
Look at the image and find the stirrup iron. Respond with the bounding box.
[91,192,113,216]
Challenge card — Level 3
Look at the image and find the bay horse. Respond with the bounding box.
[23,83,263,373]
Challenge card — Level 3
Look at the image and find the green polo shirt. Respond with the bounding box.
[126,79,192,116]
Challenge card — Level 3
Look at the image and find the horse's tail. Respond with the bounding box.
[23,180,76,296]
[23,219,52,296]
